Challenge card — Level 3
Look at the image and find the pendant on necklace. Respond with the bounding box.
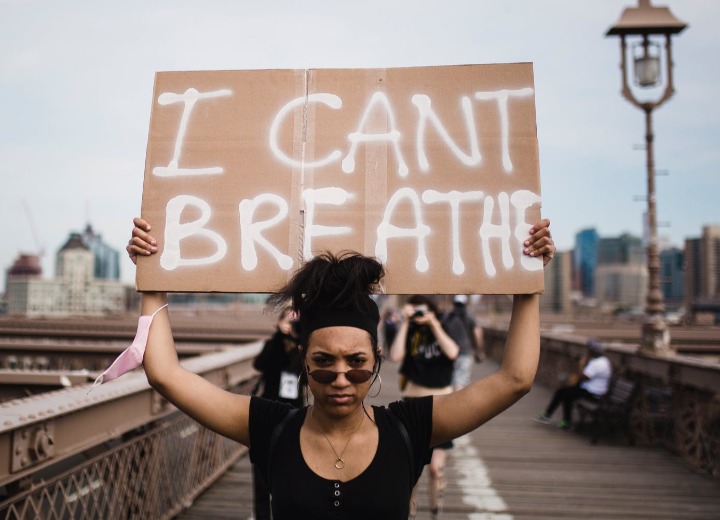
[334,458,345,470]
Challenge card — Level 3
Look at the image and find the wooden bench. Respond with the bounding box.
[576,377,637,445]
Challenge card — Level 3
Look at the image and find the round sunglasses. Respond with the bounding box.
[306,367,375,384]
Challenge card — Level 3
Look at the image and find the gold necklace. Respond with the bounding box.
[312,407,365,470]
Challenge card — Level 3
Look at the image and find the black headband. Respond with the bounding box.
[299,297,379,347]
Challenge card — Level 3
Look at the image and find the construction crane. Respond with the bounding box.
[22,200,46,259]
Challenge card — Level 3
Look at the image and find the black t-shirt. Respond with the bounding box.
[400,323,455,388]
[249,396,433,520]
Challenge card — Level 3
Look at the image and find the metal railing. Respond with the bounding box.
[484,329,720,478]
[0,408,247,520]
[1,343,263,519]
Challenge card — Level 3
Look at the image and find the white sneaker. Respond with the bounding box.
[533,413,551,424]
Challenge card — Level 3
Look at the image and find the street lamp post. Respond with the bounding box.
[606,0,687,356]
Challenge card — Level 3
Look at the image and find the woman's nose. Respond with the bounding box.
[330,367,352,386]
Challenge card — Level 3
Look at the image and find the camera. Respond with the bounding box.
[411,308,426,319]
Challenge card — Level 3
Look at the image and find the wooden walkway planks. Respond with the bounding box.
[177,359,720,519]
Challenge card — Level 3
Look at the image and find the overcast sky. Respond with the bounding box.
[1,0,718,288]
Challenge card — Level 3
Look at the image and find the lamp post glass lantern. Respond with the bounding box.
[606,0,687,355]
[633,40,661,87]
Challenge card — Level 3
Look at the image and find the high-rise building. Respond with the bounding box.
[685,238,701,307]
[56,233,95,314]
[594,264,648,309]
[573,228,599,297]
[659,247,685,305]
[81,224,120,280]
[3,254,44,314]
[685,225,720,313]
[597,233,645,265]
[541,250,572,314]
[594,233,647,309]
[5,254,42,281]
[6,228,127,316]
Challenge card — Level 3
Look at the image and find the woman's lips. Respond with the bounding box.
[328,394,353,404]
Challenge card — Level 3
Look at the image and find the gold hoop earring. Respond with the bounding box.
[368,374,382,398]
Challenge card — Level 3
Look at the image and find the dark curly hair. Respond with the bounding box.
[267,251,385,367]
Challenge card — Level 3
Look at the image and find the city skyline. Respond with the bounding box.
[1,1,719,287]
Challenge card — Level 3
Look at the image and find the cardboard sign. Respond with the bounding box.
[137,64,544,294]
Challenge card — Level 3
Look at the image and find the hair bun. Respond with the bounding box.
[267,251,385,313]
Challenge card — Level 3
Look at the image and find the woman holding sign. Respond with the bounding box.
[125,217,554,520]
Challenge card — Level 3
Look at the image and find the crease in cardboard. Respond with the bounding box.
[288,69,311,271]
[297,69,311,266]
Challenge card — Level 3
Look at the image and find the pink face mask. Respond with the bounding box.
[89,304,168,392]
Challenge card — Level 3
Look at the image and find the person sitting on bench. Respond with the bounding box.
[534,339,612,429]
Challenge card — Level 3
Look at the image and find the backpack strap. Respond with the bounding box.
[266,407,300,487]
[385,406,415,486]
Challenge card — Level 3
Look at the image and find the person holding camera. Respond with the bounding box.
[253,308,304,407]
[389,295,459,520]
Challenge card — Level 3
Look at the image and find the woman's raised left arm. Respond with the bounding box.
[430,219,554,445]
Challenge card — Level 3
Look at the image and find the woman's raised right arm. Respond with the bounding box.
[128,219,251,446]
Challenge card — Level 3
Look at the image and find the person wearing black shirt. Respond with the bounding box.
[251,308,303,519]
[253,308,303,406]
[390,295,459,519]
[126,217,555,520]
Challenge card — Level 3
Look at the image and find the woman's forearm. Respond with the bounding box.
[140,292,181,389]
[141,292,168,315]
[499,294,540,391]
[389,320,409,362]
[430,293,540,444]
[139,291,252,444]
[429,318,459,360]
